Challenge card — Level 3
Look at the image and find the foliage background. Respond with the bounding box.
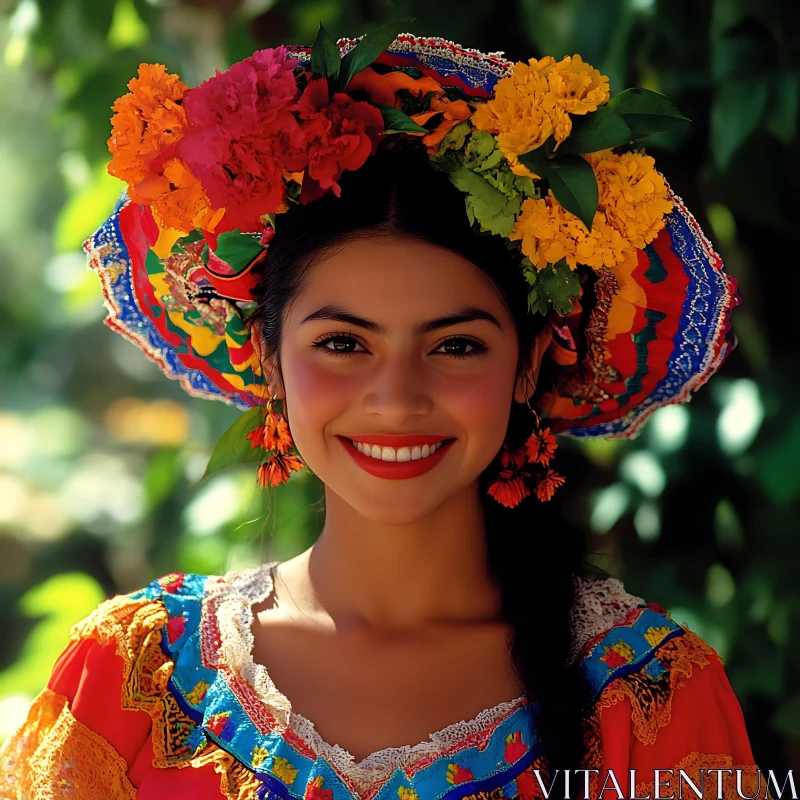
[0,0,797,775]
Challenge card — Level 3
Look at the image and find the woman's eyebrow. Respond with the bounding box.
[299,304,503,334]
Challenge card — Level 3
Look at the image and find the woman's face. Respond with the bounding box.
[264,235,548,524]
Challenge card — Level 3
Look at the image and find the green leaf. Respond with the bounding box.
[433,119,471,155]
[310,21,341,81]
[212,230,265,274]
[608,88,691,137]
[547,155,599,231]
[518,146,549,178]
[201,407,266,482]
[710,78,770,172]
[334,17,415,93]
[559,106,632,155]
[376,103,428,133]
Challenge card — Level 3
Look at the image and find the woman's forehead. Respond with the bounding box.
[296,235,505,309]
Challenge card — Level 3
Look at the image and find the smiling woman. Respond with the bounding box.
[0,30,762,800]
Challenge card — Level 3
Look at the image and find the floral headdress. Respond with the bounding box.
[84,21,740,507]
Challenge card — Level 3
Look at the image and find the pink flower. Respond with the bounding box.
[182,46,299,135]
[177,47,306,232]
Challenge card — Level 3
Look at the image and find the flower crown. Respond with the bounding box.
[99,20,710,497]
[107,18,688,322]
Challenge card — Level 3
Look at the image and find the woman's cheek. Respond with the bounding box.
[283,357,357,438]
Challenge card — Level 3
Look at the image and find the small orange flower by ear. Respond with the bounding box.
[534,468,566,501]
[487,471,530,508]
[257,451,304,488]
[524,426,558,466]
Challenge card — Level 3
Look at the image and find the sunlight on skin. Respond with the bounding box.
[253,234,552,625]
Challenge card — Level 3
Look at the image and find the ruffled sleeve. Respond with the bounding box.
[0,591,168,798]
[584,610,765,799]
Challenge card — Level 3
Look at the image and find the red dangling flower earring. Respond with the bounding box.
[245,391,305,488]
[486,385,566,508]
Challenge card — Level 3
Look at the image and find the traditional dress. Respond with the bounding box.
[0,562,764,799]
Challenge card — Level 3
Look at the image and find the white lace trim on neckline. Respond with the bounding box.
[211,560,644,788]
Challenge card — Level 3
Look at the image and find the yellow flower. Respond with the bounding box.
[587,150,674,249]
[472,54,610,177]
[510,149,672,272]
[398,788,420,800]
[272,756,299,785]
[251,746,270,769]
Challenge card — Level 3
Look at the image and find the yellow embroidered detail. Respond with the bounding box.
[643,625,673,647]
[581,628,721,778]
[599,639,635,665]
[186,678,211,705]
[0,688,137,800]
[272,755,299,785]
[65,592,264,800]
[251,744,270,768]
[398,786,420,800]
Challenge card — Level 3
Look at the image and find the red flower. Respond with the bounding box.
[533,468,566,502]
[446,764,474,784]
[305,776,333,800]
[487,472,530,508]
[504,731,527,763]
[524,426,558,466]
[206,712,230,737]
[292,76,385,203]
[166,613,187,644]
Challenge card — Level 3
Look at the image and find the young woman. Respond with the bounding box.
[0,32,764,800]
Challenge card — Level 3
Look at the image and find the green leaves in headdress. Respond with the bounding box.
[523,258,581,317]
[432,125,539,238]
[309,18,416,93]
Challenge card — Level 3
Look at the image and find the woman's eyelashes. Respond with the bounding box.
[310,331,488,360]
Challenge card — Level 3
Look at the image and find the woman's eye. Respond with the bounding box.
[434,336,487,359]
[313,335,366,357]
[312,333,487,360]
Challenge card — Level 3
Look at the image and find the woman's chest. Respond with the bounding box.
[250,613,525,762]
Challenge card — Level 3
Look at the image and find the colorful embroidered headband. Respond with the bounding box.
[83,21,741,501]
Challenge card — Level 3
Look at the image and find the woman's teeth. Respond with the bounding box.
[351,440,447,462]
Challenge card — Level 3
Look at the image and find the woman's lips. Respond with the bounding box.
[338,436,456,480]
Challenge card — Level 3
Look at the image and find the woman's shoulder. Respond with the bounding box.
[72,562,272,642]
[569,572,724,702]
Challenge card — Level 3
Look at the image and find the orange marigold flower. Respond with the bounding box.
[534,468,566,501]
[108,64,188,190]
[472,54,609,178]
[524,426,558,466]
[257,451,304,488]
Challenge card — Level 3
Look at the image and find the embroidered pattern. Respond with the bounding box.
[0,563,759,800]
[0,688,138,799]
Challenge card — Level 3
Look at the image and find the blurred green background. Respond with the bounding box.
[0,0,797,775]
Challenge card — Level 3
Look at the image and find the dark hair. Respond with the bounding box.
[253,140,605,782]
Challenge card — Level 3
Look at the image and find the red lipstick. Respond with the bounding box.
[337,435,456,479]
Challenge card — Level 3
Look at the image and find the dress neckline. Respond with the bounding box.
[210,560,532,786]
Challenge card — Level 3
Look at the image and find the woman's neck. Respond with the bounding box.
[276,482,504,632]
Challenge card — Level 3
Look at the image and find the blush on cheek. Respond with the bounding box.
[285,361,359,434]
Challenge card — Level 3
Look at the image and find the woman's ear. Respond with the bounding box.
[513,323,553,405]
[249,319,285,400]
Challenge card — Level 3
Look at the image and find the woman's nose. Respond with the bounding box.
[362,354,433,420]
